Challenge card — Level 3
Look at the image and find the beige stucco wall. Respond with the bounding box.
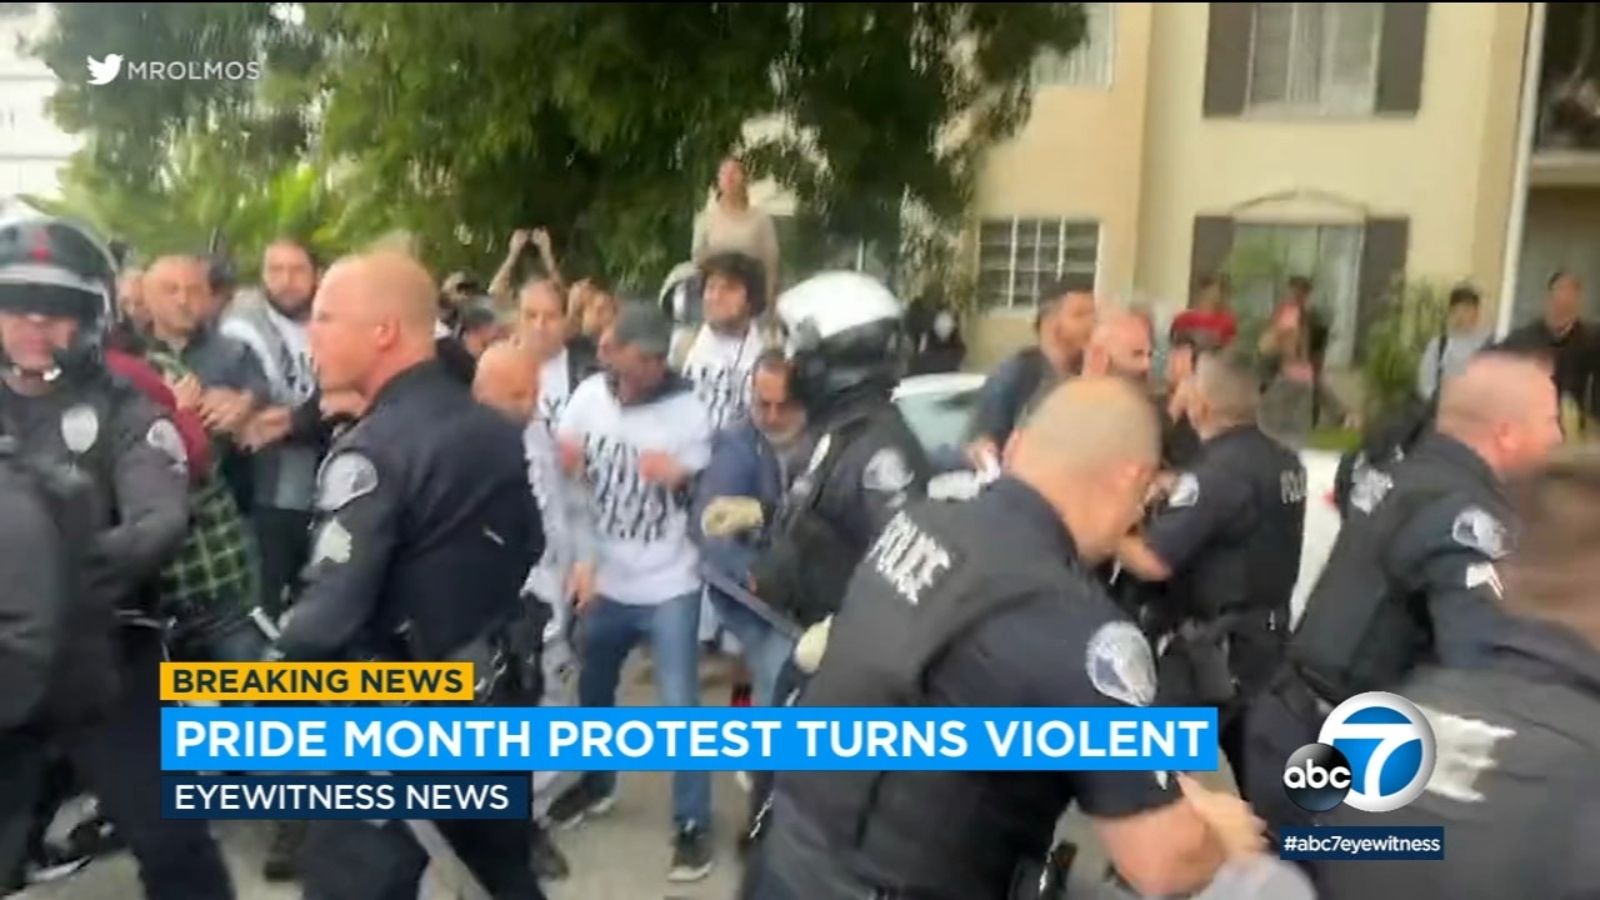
[966,2,1155,370]
[1136,3,1527,324]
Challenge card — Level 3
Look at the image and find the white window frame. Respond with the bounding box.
[976,217,1101,311]
[1031,2,1115,90]
[1245,2,1384,117]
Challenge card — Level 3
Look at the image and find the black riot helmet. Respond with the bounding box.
[776,271,908,415]
[0,207,117,379]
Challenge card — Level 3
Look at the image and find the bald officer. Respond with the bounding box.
[753,378,1265,900]
[279,251,546,900]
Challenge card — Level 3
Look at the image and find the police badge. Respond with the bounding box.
[60,403,99,454]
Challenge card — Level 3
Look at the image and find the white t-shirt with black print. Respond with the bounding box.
[558,373,713,605]
[523,348,577,603]
[680,321,762,433]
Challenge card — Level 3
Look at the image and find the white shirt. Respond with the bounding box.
[558,373,712,605]
[680,322,761,432]
[523,349,578,603]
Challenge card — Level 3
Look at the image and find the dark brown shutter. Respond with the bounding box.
[1191,216,1236,292]
[1204,4,1254,117]
[1375,4,1429,114]
[1356,217,1410,359]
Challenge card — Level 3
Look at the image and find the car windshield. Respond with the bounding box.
[897,387,980,471]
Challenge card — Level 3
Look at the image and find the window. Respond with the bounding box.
[977,218,1099,309]
[1233,222,1364,366]
[1032,3,1114,88]
[1248,3,1383,114]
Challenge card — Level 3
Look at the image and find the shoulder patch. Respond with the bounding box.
[145,419,187,472]
[863,447,914,494]
[61,403,100,454]
[317,452,380,512]
[1168,473,1200,509]
[1452,506,1508,560]
[1086,621,1157,707]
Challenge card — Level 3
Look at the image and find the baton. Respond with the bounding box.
[699,563,804,640]
[253,609,494,900]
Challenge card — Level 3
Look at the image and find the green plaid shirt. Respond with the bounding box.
[142,346,260,613]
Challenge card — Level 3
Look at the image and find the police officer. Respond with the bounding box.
[750,271,932,629]
[1245,352,1563,832]
[277,250,546,900]
[1116,350,1305,788]
[1315,448,1600,898]
[751,378,1266,900]
[0,210,234,896]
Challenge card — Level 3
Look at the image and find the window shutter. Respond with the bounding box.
[1191,216,1236,293]
[1375,3,1429,114]
[1204,4,1254,116]
[1356,217,1410,359]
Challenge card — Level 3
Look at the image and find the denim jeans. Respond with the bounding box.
[708,589,795,707]
[577,591,711,830]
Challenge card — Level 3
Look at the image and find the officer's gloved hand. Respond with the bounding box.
[702,496,764,538]
[794,616,833,674]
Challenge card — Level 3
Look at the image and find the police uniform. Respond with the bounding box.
[278,359,547,900]
[756,477,1178,900]
[1244,433,1512,832]
[1314,615,1600,899]
[753,392,931,627]
[1138,425,1305,783]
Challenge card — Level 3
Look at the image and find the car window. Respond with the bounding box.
[897,387,980,470]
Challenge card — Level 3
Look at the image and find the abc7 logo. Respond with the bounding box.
[1283,691,1436,813]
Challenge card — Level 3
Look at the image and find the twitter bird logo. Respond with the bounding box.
[86,54,123,85]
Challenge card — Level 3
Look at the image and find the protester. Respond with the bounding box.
[1083,308,1155,382]
[115,266,149,344]
[1170,274,1237,348]
[548,303,716,883]
[693,155,781,302]
[1498,269,1599,428]
[966,275,1097,470]
[1416,284,1491,402]
[909,306,967,375]
[489,227,563,308]
[1159,330,1217,471]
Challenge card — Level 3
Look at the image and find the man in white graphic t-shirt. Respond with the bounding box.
[550,303,717,884]
[675,251,774,432]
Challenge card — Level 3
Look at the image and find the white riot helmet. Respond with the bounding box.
[776,271,908,413]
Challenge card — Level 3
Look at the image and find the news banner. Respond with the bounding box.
[157,663,1444,860]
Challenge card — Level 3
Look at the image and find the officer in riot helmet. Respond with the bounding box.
[749,271,932,628]
[0,210,233,896]
[749,378,1267,900]
[1244,351,1563,833]
[1115,350,1305,790]
[1316,447,1600,899]
[276,249,546,899]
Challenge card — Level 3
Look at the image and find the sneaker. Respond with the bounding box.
[529,828,570,881]
[546,780,616,830]
[262,819,307,882]
[668,824,713,883]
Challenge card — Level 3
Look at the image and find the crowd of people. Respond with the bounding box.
[3,143,1600,900]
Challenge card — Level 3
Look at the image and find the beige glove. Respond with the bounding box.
[701,496,765,538]
[793,616,833,674]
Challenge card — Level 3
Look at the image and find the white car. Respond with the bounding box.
[892,372,1344,614]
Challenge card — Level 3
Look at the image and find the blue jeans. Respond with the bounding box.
[577,591,711,830]
[708,589,795,708]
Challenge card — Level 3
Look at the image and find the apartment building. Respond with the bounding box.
[0,4,77,199]
[965,2,1577,371]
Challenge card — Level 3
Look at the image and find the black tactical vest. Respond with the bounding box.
[785,489,1089,897]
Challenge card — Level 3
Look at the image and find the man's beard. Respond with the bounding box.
[267,291,312,322]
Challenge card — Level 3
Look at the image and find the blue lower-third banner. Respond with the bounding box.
[161,775,530,820]
[1279,826,1445,861]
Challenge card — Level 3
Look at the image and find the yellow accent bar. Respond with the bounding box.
[160,662,474,702]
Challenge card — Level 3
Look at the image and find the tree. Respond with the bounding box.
[27,2,1084,291]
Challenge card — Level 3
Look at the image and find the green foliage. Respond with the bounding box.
[28,2,1085,294]
[1360,277,1450,420]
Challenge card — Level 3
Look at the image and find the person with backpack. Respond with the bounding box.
[1416,285,1491,403]
[965,274,1097,471]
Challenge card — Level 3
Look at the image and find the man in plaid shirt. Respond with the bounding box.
[141,255,268,662]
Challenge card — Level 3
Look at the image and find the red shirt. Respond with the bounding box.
[1169,309,1237,347]
[104,348,213,483]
